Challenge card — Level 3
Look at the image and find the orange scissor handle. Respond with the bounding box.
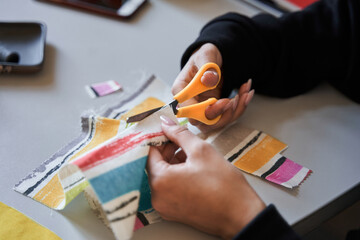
[176,98,221,125]
[173,62,221,103]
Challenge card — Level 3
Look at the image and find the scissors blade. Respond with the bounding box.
[126,100,178,123]
[126,106,162,123]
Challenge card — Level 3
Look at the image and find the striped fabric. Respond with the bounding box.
[85,80,122,98]
[68,106,176,239]
[0,201,61,240]
[14,75,311,240]
[14,76,171,210]
[223,130,311,188]
[204,120,312,188]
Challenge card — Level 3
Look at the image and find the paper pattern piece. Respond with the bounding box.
[85,80,122,98]
[0,201,61,240]
[14,75,311,240]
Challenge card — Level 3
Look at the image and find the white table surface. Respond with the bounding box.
[1,0,359,239]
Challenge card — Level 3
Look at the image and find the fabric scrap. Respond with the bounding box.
[85,80,122,98]
[0,201,61,240]
[14,75,312,240]
[69,106,176,240]
[14,76,170,211]
[209,125,312,188]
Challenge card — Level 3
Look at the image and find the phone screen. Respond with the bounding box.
[38,0,147,19]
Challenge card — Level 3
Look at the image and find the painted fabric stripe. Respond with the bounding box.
[265,158,303,185]
[217,121,311,188]
[102,75,157,118]
[252,153,283,176]
[75,132,163,171]
[85,80,122,98]
[231,135,287,173]
[70,107,176,240]
[136,212,149,227]
[88,156,147,204]
[138,170,152,211]
[261,156,287,179]
[13,117,91,192]
[280,166,312,188]
[102,191,140,240]
[0,201,61,240]
[105,196,138,214]
[227,131,262,162]
[22,117,96,197]
[23,116,122,209]
[14,75,312,240]
[14,76,165,210]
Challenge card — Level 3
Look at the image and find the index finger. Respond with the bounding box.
[172,61,199,96]
[161,123,202,157]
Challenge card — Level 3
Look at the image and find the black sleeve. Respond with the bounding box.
[181,0,360,103]
[233,204,300,240]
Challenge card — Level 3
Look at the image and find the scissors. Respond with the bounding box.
[126,62,222,125]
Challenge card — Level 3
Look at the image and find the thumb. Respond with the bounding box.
[147,146,170,177]
[201,69,220,87]
[160,115,201,156]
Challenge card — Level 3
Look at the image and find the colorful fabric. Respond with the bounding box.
[69,106,176,239]
[14,75,311,240]
[85,80,122,98]
[14,76,170,210]
[207,125,311,188]
[0,201,61,240]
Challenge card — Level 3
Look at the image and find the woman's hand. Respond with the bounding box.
[172,43,254,133]
[147,116,265,239]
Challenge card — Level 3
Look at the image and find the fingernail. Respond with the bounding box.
[160,115,176,126]
[244,89,255,106]
[232,94,239,111]
[201,70,219,87]
[247,79,252,92]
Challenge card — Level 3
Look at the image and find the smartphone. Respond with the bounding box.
[37,0,147,19]
[0,22,46,73]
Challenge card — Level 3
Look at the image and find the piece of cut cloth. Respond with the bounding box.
[14,75,311,240]
[0,201,61,240]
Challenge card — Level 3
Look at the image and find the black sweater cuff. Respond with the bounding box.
[181,12,277,98]
[233,204,300,240]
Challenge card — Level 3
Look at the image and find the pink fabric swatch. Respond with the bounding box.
[265,159,302,185]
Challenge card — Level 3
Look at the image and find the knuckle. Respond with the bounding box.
[187,64,199,77]
[190,141,211,158]
[171,85,179,95]
[172,125,189,136]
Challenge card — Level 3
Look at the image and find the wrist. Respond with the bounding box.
[221,187,265,239]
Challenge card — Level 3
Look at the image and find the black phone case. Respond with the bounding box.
[0,22,47,74]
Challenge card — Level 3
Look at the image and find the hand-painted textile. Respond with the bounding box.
[85,80,122,98]
[0,201,61,240]
[14,75,311,240]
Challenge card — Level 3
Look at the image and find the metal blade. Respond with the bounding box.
[126,100,179,123]
[126,106,162,123]
[169,99,178,115]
